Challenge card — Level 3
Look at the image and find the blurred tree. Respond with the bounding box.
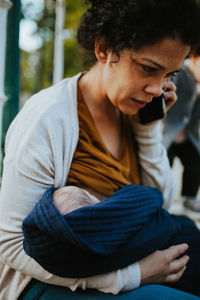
[35,0,55,90]
[64,0,89,77]
[20,0,89,95]
[20,50,38,94]
[20,0,55,95]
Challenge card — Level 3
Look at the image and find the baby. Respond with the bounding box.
[52,186,106,215]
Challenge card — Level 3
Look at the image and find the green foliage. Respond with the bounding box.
[20,0,55,94]
[20,0,90,95]
[20,50,38,92]
[66,0,89,29]
[64,0,90,77]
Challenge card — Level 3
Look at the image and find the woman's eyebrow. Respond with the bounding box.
[141,58,165,69]
[141,58,181,73]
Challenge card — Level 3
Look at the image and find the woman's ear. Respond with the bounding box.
[95,37,109,63]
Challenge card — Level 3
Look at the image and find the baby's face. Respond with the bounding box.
[52,186,100,215]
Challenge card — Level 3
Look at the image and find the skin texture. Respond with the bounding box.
[52,186,101,215]
[140,244,189,285]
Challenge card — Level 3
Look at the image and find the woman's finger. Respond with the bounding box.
[161,244,189,263]
[164,91,177,111]
[168,255,190,274]
[162,79,177,111]
[164,266,187,283]
[163,79,176,92]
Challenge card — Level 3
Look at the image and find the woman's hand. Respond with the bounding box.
[133,78,177,124]
[139,243,189,285]
[163,78,177,112]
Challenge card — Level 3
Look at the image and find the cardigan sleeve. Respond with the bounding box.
[131,120,175,209]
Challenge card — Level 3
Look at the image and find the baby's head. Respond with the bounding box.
[52,186,100,215]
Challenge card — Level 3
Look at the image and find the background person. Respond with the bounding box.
[1,0,200,299]
[163,46,200,213]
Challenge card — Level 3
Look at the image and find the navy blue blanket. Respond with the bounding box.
[22,184,200,280]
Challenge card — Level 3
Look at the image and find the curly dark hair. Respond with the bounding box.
[77,0,200,57]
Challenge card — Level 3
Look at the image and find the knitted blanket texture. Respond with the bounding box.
[22,184,199,278]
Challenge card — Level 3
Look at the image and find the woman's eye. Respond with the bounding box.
[165,72,177,79]
[169,72,176,77]
[141,65,157,73]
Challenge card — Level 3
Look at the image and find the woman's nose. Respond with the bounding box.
[144,84,163,98]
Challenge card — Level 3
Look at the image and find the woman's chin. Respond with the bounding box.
[119,105,139,116]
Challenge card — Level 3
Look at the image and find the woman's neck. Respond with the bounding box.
[78,63,115,114]
[78,63,122,159]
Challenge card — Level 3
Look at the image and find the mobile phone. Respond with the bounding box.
[139,95,166,124]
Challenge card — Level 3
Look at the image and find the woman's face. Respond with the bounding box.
[101,37,190,115]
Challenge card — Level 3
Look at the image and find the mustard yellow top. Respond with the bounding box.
[67,87,141,197]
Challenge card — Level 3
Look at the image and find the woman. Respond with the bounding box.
[1,0,200,299]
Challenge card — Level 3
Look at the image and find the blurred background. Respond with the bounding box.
[19,0,89,104]
[0,0,91,170]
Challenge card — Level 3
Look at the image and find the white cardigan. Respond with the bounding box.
[0,73,175,300]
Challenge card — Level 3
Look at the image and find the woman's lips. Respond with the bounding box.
[130,98,148,108]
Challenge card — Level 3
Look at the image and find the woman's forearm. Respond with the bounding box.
[131,120,175,209]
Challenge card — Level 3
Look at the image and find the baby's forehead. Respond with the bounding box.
[56,186,85,196]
